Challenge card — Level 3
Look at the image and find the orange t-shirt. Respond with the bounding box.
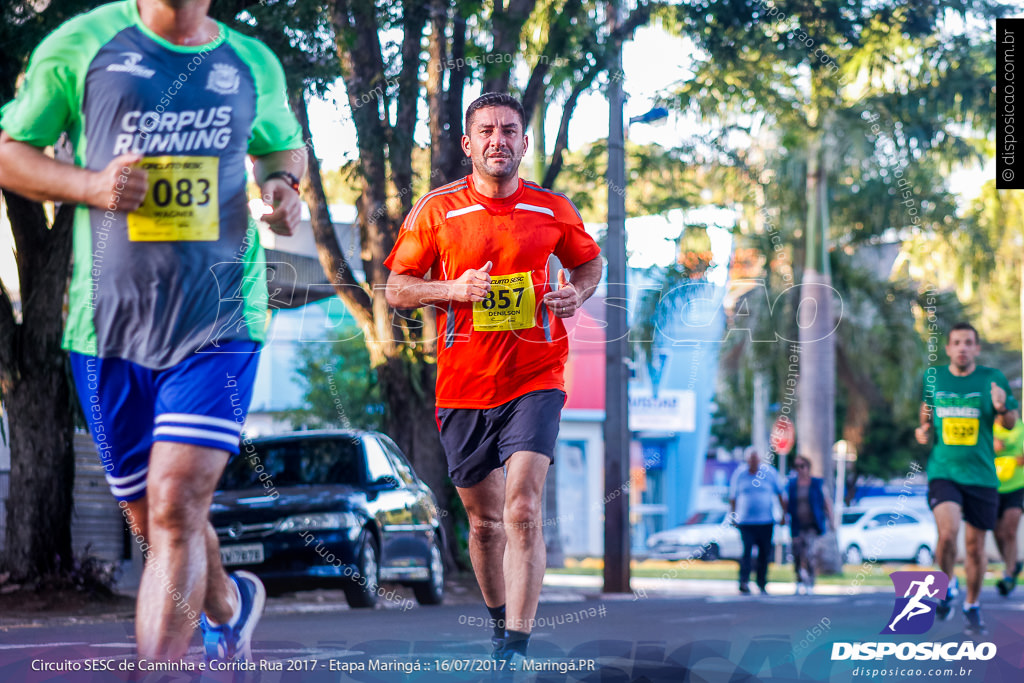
[384,175,601,409]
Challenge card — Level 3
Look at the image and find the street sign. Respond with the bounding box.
[771,415,795,455]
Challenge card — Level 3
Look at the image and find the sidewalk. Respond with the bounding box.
[541,572,891,599]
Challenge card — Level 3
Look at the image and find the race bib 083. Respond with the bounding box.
[942,417,979,446]
[473,271,536,332]
[128,156,219,241]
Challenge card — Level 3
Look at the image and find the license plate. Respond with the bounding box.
[220,543,264,566]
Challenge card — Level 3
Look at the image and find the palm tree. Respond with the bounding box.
[658,0,1006,484]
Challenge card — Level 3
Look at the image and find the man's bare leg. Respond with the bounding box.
[456,468,507,608]
[932,501,962,582]
[996,507,1021,577]
[963,523,987,605]
[203,523,236,623]
[135,442,231,660]
[502,451,550,635]
[121,497,234,624]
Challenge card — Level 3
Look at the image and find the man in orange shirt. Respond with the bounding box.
[385,92,602,661]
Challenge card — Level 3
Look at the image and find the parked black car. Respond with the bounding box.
[211,430,445,608]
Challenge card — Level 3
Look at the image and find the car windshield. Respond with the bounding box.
[686,510,726,525]
[842,511,866,525]
[219,438,364,490]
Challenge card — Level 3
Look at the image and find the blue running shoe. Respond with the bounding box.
[963,606,988,637]
[936,577,959,621]
[200,570,266,662]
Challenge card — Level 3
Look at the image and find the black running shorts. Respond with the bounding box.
[436,389,566,488]
[928,478,999,531]
[998,488,1024,518]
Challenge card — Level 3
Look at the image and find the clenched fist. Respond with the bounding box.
[450,261,493,302]
[84,154,147,211]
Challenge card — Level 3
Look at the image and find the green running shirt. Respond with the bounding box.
[922,365,1019,488]
[0,0,303,368]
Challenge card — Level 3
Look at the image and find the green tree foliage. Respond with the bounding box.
[287,332,384,432]
[554,140,698,223]
[646,0,1006,479]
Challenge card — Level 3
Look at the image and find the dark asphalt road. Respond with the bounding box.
[2,587,1023,683]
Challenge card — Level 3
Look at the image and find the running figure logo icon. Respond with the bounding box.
[882,571,949,635]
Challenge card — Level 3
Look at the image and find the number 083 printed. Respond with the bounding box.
[128,156,220,242]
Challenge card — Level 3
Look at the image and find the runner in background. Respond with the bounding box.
[993,413,1024,596]
[916,322,1018,635]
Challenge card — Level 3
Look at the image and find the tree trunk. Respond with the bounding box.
[3,364,76,580]
[532,95,546,182]
[796,132,836,487]
[426,0,450,187]
[443,14,470,182]
[483,0,537,93]
[0,197,75,581]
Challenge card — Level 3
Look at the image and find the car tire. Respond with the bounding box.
[844,544,863,565]
[344,531,380,609]
[914,545,934,566]
[413,533,445,605]
[701,543,721,562]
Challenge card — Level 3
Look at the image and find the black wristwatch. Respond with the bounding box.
[996,406,1008,415]
[264,170,300,193]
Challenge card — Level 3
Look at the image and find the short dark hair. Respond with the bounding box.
[949,322,979,344]
[465,92,526,134]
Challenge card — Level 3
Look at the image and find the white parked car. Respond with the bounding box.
[838,506,936,566]
[646,509,791,562]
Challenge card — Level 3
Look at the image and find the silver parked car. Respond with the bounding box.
[646,509,791,562]
[837,506,936,566]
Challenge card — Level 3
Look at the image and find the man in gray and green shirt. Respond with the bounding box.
[916,322,1018,636]
[0,0,305,663]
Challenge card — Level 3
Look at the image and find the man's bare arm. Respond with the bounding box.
[566,255,603,303]
[252,147,307,236]
[0,133,147,209]
[386,261,493,309]
[541,255,603,318]
[915,402,933,445]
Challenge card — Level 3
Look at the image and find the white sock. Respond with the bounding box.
[963,601,979,611]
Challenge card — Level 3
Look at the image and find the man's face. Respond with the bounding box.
[946,329,980,370]
[157,0,204,8]
[747,452,760,471]
[462,106,527,180]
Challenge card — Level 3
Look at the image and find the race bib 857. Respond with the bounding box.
[473,271,536,332]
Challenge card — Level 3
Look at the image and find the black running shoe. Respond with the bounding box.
[997,575,1016,597]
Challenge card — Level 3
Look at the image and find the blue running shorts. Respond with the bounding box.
[70,340,260,501]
